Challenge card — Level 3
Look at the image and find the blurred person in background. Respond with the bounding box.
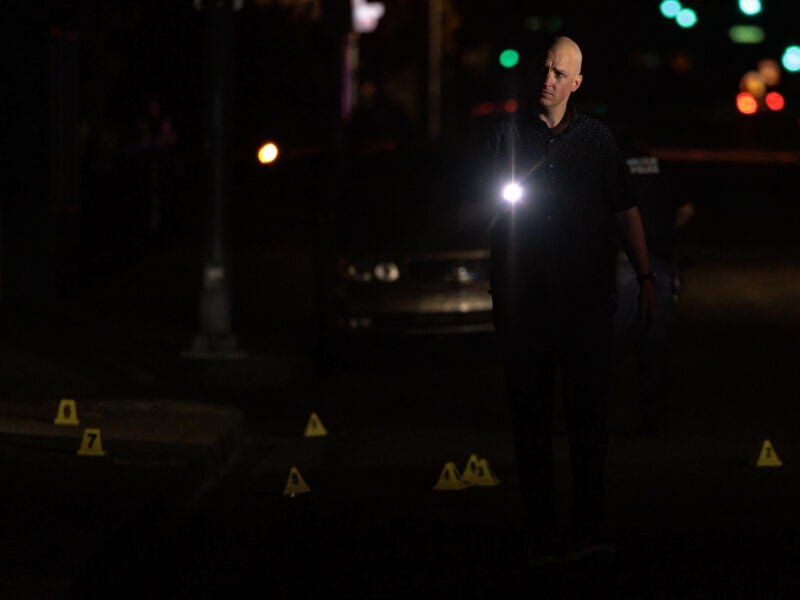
[612,128,695,438]
[135,92,179,243]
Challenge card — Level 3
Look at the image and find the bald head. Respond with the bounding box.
[549,36,582,74]
[534,35,584,127]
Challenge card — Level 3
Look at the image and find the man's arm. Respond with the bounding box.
[614,206,659,323]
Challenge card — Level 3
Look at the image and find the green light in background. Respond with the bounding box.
[676,8,697,28]
[782,46,800,72]
[738,0,762,16]
[729,25,765,44]
[660,0,681,19]
[499,48,520,68]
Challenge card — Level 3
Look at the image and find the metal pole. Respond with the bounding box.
[427,0,442,141]
[184,0,245,359]
[342,31,360,122]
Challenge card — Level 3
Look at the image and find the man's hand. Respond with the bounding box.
[638,281,660,325]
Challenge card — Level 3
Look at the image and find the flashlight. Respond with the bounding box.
[502,181,523,204]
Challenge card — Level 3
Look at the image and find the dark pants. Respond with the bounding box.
[497,300,613,538]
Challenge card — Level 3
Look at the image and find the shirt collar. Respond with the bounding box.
[550,102,575,137]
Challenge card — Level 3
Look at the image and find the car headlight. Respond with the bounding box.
[338,259,400,283]
[374,262,400,282]
[346,263,373,282]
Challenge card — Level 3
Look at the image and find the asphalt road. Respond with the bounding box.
[2,159,800,598]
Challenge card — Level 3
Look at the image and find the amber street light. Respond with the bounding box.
[258,141,279,164]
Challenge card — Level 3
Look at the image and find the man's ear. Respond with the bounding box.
[572,74,583,92]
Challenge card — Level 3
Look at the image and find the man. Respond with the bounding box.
[612,130,694,437]
[487,36,658,567]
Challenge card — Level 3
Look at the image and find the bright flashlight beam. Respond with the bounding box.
[502,182,523,203]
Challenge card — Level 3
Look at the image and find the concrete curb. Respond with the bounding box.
[0,398,245,484]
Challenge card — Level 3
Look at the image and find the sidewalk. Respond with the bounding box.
[0,238,316,489]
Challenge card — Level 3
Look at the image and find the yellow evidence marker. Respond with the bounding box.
[461,454,480,486]
[473,458,500,487]
[283,466,311,497]
[77,428,107,456]
[54,398,79,425]
[756,439,782,467]
[433,462,468,491]
[303,412,328,437]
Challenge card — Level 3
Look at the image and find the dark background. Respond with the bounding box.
[2,0,799,313]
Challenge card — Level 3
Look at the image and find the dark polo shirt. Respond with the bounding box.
[489,105,637,313]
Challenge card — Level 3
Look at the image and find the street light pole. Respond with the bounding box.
[427,0,442,141]
[184,0,245,360]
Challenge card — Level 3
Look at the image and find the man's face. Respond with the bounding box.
[535,43,583,112]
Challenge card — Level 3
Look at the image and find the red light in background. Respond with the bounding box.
[503,99,518,113]
[736,91,758,115]
[765,91,785,111]
[469,101,495,116]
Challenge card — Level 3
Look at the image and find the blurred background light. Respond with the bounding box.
[728,25,765,44]
[257,141,279,164]
[660,1,682,19]
[740,70,766,97]
[524,14,564,33]
[736,91,758,114]
[498,48,519,68]
[765,91,785,111]
[352,0,385,34]
[782,46,800,72]
[757,58,781,85]
[670,51,694,75]
[738,0,762,16]
[676,8,698,28]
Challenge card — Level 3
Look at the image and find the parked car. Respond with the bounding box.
[325,144,497,338]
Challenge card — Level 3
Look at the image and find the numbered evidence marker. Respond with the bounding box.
[433,462,468,491]
[77,427,107,456]
[474,458,500,487]
[461,454,480,485]
[461,454,500,487]
[303,411,328,437]
[54,398,79,425]
[756,439,782,467]
[283,466,310,497]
